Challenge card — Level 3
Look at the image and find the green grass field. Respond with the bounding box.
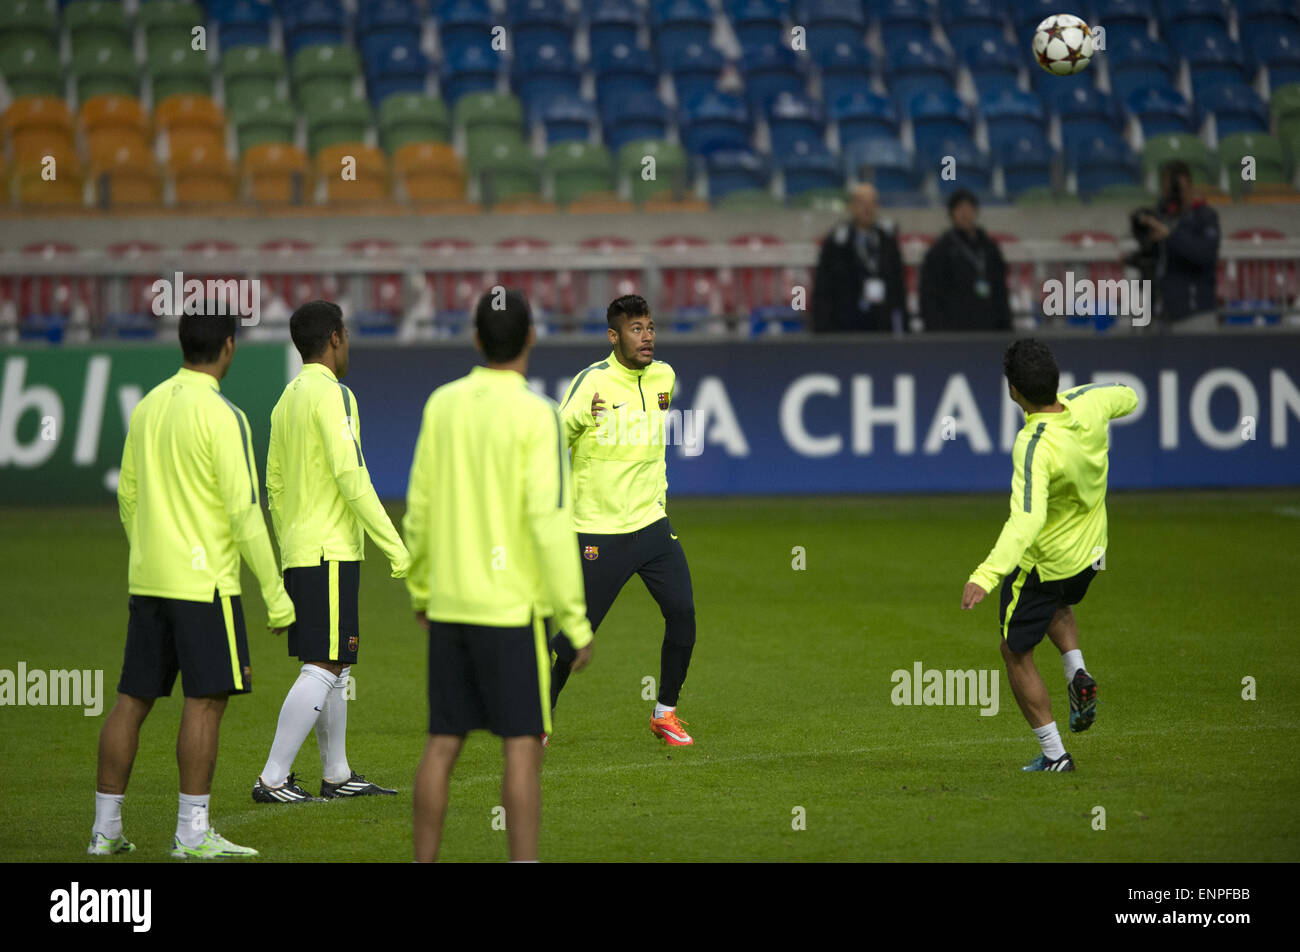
[3,491,1298,862]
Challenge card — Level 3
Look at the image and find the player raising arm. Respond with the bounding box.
[91,314,295,859]
[962,339,1138,772]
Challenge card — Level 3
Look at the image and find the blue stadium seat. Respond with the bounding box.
[1010,0,1057,36]
[831,90,898,149]
[705,148,771,199]
[739,44,807,110]
[778,139,842,195]
[365,39,429,106]
[1238,0,1300,62]
[1053,84,1122,150]
[980,87,1045,153]
[512,42,581,117]
[437,0,497,59]
[1198,82,1270,135]
[538,94,597,143]
[588,0,644,62]
[944,0,1007,57]
[730,0,785,52]
[919,136,991,195]
[804,0,867,59]
[885,39,955,109]
[282,0,348,58]
[441,45,500,102]
[653,0,715,63]
[997,131,1054,196]
[818,42,874,108]
[510,0,572,61]
[963,37,1020,96]
[1091,0,1154,48]
[1070,135,1140,192]
[358,0,422,48]
[876,0,934,45]
[909,89,972,156]
[680,91,752,153]
[1162,0,1230,51]
[1184,33,1248,99]
[1253,31,1300,89]
[601,91,670,150]
[665,42,727,106]
[843,137,920,193]
[593,43,660,114]
[211,0,273,51]
[1125,85,1193,135]
[766,91,826,153]
[1107,34,1176,101]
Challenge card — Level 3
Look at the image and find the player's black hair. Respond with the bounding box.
[607,294,650,329]
[1003,338,1059,408]
[289,300,345,361]
[179,313,237,364]
[475,287,532,362]
[946,188,979,215]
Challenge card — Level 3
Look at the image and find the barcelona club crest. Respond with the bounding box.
[348,635,359,651]
[583,546,599,560]
[658,392,670,410]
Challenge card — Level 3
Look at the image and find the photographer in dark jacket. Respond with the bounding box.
[811,183,907,333]
[919,189,1011,332]
[1129,159,1220,330]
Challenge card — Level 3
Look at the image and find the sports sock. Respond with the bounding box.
[317,666,352,785]
[93,792,124,839]
[653,702,674,718]
[1062,649,1085,682]
[1032,721,1067,760]
[176,793,209,848]
[261,663,335,788]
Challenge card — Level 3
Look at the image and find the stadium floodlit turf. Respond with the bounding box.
[3,492,1298,862]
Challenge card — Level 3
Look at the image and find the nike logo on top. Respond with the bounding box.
[612,402,626,409]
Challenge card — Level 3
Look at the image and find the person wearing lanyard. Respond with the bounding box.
[919,188,1012,332]
[811,183,907,333]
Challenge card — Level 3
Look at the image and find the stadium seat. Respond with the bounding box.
[817,41,875,109]
[1089,0,1152,47]
[885,39,955,109]
[510,0,571,61]
[1107,34,1176,101]
[588,0,643,62]
[766,92,826,153]
[293,45,362,103]
[665,42,726,107]
[843,137,919,193]
[1238,0,1300,64]
[777,139,842,196]
[1,41,62,98]
[282,0,349,58]
[1070,135,1140,194]
[440,45,501,104]
[80,94,150,166]
[471,137,541,205]
[804,0,867,59]
[148,42,212,103]
[546,141,615,206]
[66,1,129,56]
[831,91,898,150]
[364,38,429,107]
[512,42,581,118]
[316,143,389,203]
[1164,0,1230,50]
[73,42,137,101]
[944,0,1007,56]
[222,46,287,109]
[716,187,781,210]
[654,0,715,63]
[1184,33,1249,99]
[140,1,204,50]
[739,44,807,111]
[963,37,1021,97]
[393,141,467,202]
[455,92,526,159]
[601,91,669,152]
[212,0,273,51]
[730,0,784,52]
[980,88,1045,153]
[1126,86,1193,136]
[1013,185,1080,207]
[909,90,972,157]
[1216,132,1288,197]
[1252,31,1300,90]
[593,42,659,115]
[438,0,497,60]
[232,94,297,153]
[171,141,237,205]
[91,148,163,207]
[1142,133,1215,185]
[1,0,57,59]
[241,142,311,204]
[618,138,691,204]
[876,0,934,46]
[5,97,75,170]
[305,94,372,155]
[788,187,847,211]
[680,91,751,155]
[155,95,227,157]
[998,132,1055,196]
[1054,85,1123,151]
[536,95,597,145]
[1088,183,1157,204]
[921,136,991,196]
[1198,84,1269,136]
[378,93,450,153]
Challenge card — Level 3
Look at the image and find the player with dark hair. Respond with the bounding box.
[962,339,1138,772]
[253,300,409,804]
[406,287,593,862]
[550,294,698,746]
[91,314,295,858]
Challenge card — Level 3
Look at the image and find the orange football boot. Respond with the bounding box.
[650,709,694,746]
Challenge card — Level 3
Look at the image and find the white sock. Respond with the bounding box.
[317,666,353,784]
[1062,649,1085,682]
[1032,722,1067,760]
[176,793,210,848]
[261,664,335,788]
[653,702,674,718]
[93,792,124,839]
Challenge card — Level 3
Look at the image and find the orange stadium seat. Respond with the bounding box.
[90,148,163,207]
[315,143,388,203]
[392,142,465,202]
[86,127,153,169]
[241,143,310,204]
[567,193,636,214]
[640,195,709,212]
[171,141,237,204]
[5,97,76,169]
[15,166,85,207]
[80,95,149,141]
[155,95,227,157]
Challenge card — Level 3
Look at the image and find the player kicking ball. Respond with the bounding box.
[962,339,1137,772]
[252,301,410,805]
[551,295,698,746]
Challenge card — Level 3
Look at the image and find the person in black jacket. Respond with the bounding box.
[811,184,907,333]
[1132,159,1220,330]
[919,189,1011,332]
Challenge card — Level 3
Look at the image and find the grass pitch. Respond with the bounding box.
[2,491,1298,862]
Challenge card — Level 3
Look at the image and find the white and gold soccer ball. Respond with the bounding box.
[1032,13,1095,76]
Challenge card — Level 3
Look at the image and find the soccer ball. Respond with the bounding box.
[1032,14,1095,76]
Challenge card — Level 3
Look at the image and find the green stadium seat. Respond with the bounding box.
[305,93,371,154]
[716,188,781,210]
[1270,85,1300,174]
[1089,184,1158,204]
[140,0,204,50]
[787,187,846,211]
[0,0,58,58]
[470,137,540,206]
[1011,186,1080,207]
[378,93,449,154]
[292,45,361,103]
[545,141,614,207]
[0,41,63,99]
[1217,132,1288,197]
[618,139,689,204]
[232,94,297,153]
[454,92,524,157]
[1142,134,1215,186]
[148,41,211,103]
[222,46,286,108]
[73,42,138,102]
[66,1,130,56]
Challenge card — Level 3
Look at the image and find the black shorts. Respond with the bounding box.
[999,564,1098,653]
[570,516,695,634]
[426,617,551,737]
[285,560,360,664]
[118,592,251,699]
